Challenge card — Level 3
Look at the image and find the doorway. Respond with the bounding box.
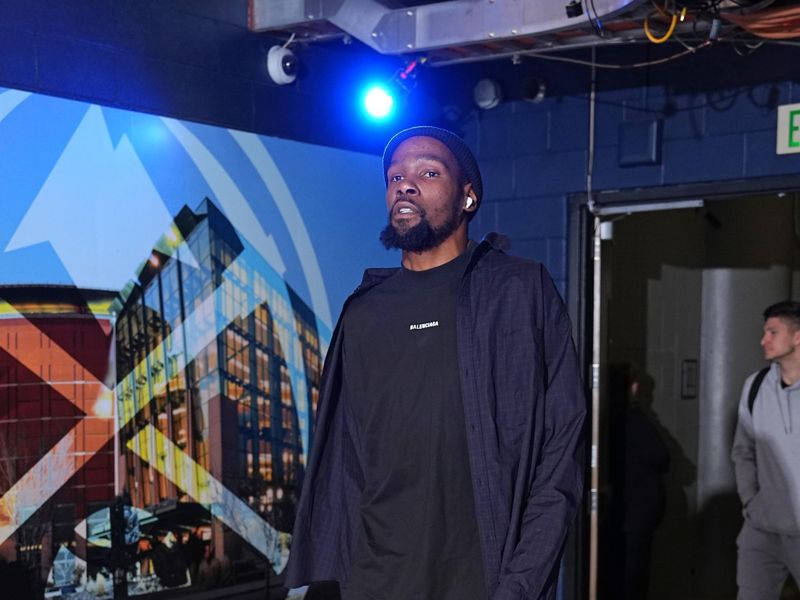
[584,195,800,600]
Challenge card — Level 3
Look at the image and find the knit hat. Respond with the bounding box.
[382,126,483,204]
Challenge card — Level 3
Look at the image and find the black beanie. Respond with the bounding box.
[382,126,483,204]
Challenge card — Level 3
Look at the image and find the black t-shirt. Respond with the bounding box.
[341,249,486,600]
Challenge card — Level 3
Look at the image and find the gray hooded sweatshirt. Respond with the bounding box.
[732,363,800,535]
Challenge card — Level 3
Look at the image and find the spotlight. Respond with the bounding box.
[363,85,395,120]
[359,57,427,122]
[267,45,298,85]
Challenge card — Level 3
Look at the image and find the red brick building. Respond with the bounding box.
[0,286,115,582]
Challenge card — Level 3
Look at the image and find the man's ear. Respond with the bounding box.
[462,182,477,213]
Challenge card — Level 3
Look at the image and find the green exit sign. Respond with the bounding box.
[777,103,800,155]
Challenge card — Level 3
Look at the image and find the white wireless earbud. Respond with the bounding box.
[465,196,475,209]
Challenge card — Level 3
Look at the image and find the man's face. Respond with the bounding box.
[380,136,470,252]
[761,316,800,361]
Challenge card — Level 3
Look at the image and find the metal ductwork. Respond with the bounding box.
[250,0,645,64]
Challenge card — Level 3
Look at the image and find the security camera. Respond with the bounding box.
[267,45,298,85]
[473,79,502,110]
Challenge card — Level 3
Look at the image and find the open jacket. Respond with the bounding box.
[285,241,587,600]
[732,362,800,535]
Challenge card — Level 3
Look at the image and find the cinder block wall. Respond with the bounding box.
[464,98,584,294]
[461,44,800,294]
[0,0,411,153]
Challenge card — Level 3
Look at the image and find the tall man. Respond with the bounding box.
[285,126,586,599]
[732,301,800,599]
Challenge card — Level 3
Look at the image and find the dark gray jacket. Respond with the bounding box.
[285,242,587,599]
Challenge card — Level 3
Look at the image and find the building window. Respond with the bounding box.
[257,395,270,430]
[238,395,252,429]
[280,366,292,407]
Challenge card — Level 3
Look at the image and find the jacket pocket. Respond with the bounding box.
[745,488,800,535]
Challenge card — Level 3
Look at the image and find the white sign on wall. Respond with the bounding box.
[777,103,800,155]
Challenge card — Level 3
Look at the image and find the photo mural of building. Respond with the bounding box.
[0,85,384,597]
[113,198,324,574]
[0,286,116,585]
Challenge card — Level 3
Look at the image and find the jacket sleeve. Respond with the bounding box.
[493,273,587,600]
[731,375,758,507]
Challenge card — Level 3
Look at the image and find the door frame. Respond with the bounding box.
[563,174,800,600]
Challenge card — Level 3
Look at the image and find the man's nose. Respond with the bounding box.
[398,179,418,195]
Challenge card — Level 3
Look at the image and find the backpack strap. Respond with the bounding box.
[748,366,770,414]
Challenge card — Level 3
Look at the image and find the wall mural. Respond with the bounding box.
[0,87,391,598]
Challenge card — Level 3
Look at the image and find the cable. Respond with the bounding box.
[671,31,698,51]
[763,39,800,47]
[736,0,777,15]
[723,5,800,39]
[525,41,712,69]
[644,0,680,44]
[587,0,607,38]
[281,33,296,49]
[728,30,766,54]
[651,0,673,19]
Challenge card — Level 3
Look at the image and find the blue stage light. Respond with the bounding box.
[359,59,426,123]
[363,85,395,120]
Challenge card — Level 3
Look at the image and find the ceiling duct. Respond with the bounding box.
[250,0,645,60]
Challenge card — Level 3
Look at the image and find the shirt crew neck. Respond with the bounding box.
[397,242,476,288]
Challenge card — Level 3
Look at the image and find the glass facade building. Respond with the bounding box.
[113,198,323,566]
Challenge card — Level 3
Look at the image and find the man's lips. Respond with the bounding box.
[391,199,421,218]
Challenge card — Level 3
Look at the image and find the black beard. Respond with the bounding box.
[379,202,462,253]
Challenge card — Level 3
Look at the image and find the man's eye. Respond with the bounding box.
[390,174,403,182]
[423,170,438,178]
